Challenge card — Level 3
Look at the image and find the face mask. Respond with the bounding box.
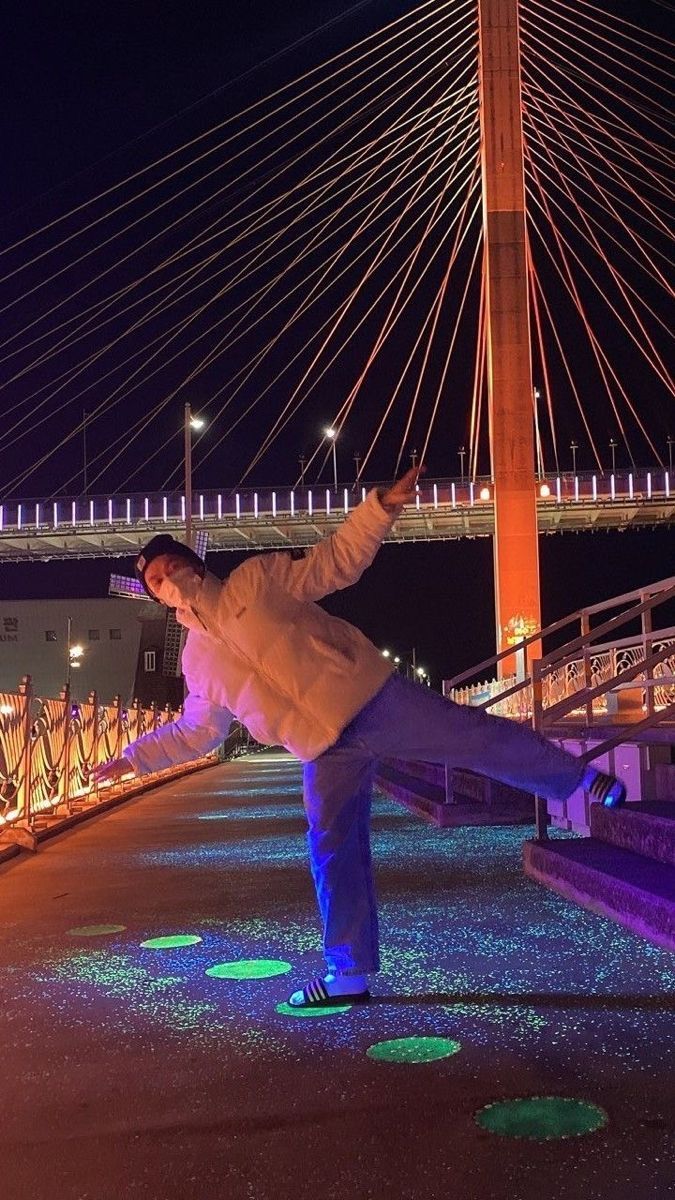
[156,565,202,609]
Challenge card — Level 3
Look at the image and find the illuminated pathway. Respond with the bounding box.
[1,752,673,1200]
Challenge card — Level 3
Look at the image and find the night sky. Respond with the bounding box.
[1,0,673,685]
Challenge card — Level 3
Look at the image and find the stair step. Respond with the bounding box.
[590,801,675,867]
[523,836,675,951]
[376,762,533,828]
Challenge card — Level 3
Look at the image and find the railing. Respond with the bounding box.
[0,468,671,534]
[0,677,226,850]
[445,575,675,838]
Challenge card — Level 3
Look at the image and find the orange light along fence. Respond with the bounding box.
[0,676,216,852]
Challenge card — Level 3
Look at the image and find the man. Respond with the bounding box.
[94,467,626,1008]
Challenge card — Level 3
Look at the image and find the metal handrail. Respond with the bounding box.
[579,700,675,763]
[538,585,675,677]
[539,641,675,725]
[445,574,675,691]
[445,574,675,840]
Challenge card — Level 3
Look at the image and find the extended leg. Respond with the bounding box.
[350,675,584,801]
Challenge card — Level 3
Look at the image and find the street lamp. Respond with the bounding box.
[667,436,674,474]
[324,427,338,491]
[609,437,618,474]
[533,388,543,480]
[570,440,578,475]
[353,451,362,485]
[184,403,205,550]
[458,446,466,482]
[299,454,307,487]
[410,448,419,470]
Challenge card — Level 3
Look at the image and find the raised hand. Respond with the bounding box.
[379,465,426,513]
[90,756,135,785]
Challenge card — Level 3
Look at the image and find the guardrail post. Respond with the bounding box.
[113,695,123,761]
[531,658,548,841]
[60,685,73,816]
[87,690,99,800]
[581,611,593,724]
[642,589,655,717]
[21,675,35,831]
[1,676,38,851]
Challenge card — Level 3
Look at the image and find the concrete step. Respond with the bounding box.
[590,801,675,867]
[376,761,534,828]
[523,836,675,952]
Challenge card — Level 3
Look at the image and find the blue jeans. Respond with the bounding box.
[302,674,584,976]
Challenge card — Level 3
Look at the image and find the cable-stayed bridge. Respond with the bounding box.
[0,0,672,647]
[0,468,672,561]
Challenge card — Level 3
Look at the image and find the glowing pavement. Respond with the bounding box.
[1,751,673,1200]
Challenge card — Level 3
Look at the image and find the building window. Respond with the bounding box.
[88,629,100,641]
[144,650,157,673]
[45,630,57,642]
[109,628,122,640]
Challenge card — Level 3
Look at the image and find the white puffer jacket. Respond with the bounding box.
[124,489,399,773]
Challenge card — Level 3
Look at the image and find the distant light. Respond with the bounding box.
[190,416,205,431]
[539,483,551,498]
[382,649,391,658]
[479,486,491,501]
[394,656,400,664]
[0,705,13,716]
[416,666,426,677]
[324,427,337,440]
[69,645,84,660]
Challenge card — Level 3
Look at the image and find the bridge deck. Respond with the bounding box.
[1,752,673,1200]
[1,472,672,559]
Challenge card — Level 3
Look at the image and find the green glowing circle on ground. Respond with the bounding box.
[366,1036,461,1064]
[140,935,202,950]
[475,1097,609,1140]
[275,1001,351,1018]
[206,959,292,980]
[68,924,127,937]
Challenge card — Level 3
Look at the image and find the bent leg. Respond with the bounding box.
[303,747,379,976]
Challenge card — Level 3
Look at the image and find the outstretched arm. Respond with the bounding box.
[261,466,423,603]
[91,693,233,783]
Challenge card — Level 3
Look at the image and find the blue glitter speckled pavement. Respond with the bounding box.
[0,751,673,1200]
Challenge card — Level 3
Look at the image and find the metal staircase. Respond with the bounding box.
[441,576,675,949]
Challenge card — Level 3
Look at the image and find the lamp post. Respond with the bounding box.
[570,440,578,475]
[410,448,419,470]
[83,409,88,495]
[382,646,418,680]
[458,446,466,482]
[667,436,674,474]
[609,437,618,474]
[533,388,543,480]
[299,454,307,487]
[184,403,205,549]
[324,427,338,491]
[353,451,362,486]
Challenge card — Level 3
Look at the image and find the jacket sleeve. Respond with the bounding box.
[124,692,233,776]
[259,487,400,602]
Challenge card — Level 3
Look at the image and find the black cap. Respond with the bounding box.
[135,535,205,600]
